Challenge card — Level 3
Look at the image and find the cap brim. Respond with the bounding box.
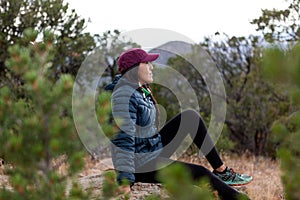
[142,53,159,62]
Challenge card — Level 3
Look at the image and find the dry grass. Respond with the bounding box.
[179,152,285,200]
[0,153,285,200]
[78,152,285,200]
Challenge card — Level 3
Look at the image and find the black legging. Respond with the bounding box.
[134,109,247,200]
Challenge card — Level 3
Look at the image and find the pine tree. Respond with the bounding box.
[0,29,90,200]
[262,42,300,200]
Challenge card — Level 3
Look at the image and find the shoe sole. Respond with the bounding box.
[228,179,253,187]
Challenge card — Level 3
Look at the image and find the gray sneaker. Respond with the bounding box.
[213,167,253,186]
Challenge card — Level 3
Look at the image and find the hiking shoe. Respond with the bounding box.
[213,167,253,186]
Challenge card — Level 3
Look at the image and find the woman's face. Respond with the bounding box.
[138,62,153,85]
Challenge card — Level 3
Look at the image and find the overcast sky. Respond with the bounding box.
[66,0,288,43]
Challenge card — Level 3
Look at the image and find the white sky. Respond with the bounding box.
[66,0,288,44]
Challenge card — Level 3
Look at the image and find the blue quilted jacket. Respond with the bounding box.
[104,75,163,185]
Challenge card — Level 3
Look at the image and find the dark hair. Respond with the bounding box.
[122,63,139,83]
[147,85,160,128]
[122,63,161,128]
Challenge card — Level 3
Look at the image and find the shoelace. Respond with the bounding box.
[229,168,242,176]
[227,168,245,181]
[215,167,242,181]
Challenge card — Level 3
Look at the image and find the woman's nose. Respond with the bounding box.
[149,63,153,70]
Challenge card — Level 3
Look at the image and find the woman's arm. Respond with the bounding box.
[111,87,138,185]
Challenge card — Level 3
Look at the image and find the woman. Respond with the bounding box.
[104,48,252,200]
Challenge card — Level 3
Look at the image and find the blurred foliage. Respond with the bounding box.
[95,30,140,84]
[101,170,119,199]
[96,91,120,140]
[1,0,299,199]
[142,163,249,200]
[262,42,300,200]
[100,165,219,200]
[0,29,90,199]
[251,0,300,42]
[0,0,96,94]
[215,124,236,151]
[157,163,214,200]
[153,37,290,155]
[201,34,291,155]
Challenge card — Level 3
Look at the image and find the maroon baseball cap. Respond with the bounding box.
[118,48,159,74]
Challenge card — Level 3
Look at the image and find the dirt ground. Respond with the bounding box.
[0,152,284,200]
[78,152,284,200]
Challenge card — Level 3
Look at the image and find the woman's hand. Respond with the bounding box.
[118,185,131,193]
[117,185,131,199]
